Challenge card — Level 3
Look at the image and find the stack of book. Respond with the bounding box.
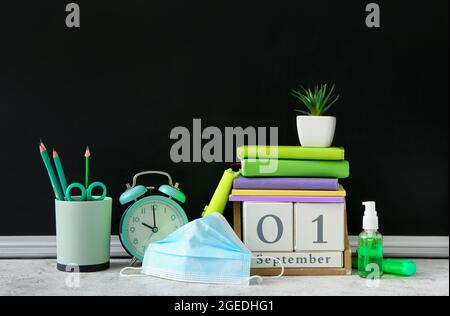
[230,145,349,203]
[229,145,350,273]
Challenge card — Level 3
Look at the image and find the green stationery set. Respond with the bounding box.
[39,141,111,272]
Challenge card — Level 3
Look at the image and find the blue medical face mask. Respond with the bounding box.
[120,213,283,285]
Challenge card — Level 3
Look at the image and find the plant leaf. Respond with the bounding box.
[321,84,333,110]
[291,88,313,113]
[294,109,311,115]
[322,95,339,114]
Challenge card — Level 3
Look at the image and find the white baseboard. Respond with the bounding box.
[348,236,449,258]
[0,236,128,259]
[0,235,448,259]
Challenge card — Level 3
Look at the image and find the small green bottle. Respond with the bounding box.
[357,201,383,278]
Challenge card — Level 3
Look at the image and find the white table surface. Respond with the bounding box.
[0,259,448,296]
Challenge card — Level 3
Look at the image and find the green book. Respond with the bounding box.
[237,146,345,161]
[241,159,350,178]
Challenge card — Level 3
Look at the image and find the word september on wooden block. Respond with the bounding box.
[252,252,343,268]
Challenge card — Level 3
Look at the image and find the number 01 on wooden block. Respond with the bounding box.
[233,201,352,276]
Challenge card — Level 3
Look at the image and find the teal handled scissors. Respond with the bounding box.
[65,181,107,201]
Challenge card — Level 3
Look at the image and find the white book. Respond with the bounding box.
[252,252,343,268]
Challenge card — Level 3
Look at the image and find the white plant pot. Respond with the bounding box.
[296,116,336,147]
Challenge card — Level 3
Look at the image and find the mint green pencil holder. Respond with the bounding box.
[55,197,112,272]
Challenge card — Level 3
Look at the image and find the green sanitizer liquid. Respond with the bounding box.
[357,201,384,279]
[358,231,383,278]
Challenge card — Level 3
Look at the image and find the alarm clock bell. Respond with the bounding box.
[120,183,186,205]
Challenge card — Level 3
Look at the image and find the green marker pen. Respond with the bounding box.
[352,257,416,276]
[383,259,416,276]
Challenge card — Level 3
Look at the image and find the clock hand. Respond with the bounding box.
[142,222,155,230]
[142,222,159,233]
[152,205,157,228]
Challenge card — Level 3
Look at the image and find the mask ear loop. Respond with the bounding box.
[249,256,285,284]
[120,267,145,277]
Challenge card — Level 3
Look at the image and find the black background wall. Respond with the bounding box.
[0,0,448,236]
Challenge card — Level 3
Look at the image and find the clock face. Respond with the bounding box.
[119,195,188,261]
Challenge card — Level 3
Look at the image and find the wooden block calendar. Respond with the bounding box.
[233,201,352,276]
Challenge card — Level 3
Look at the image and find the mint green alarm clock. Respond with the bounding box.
[119,171,189,262]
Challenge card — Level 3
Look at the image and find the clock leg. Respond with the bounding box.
[130,257,139,266]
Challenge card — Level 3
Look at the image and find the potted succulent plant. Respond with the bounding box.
[291,84,340,147]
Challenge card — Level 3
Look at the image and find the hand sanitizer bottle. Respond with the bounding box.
[358,201,383,278]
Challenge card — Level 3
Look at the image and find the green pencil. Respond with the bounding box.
[53,149,68,198]
[39,141,64,201]
[85,146,90,189]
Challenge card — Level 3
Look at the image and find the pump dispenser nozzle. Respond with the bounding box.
[362,201,378,230]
